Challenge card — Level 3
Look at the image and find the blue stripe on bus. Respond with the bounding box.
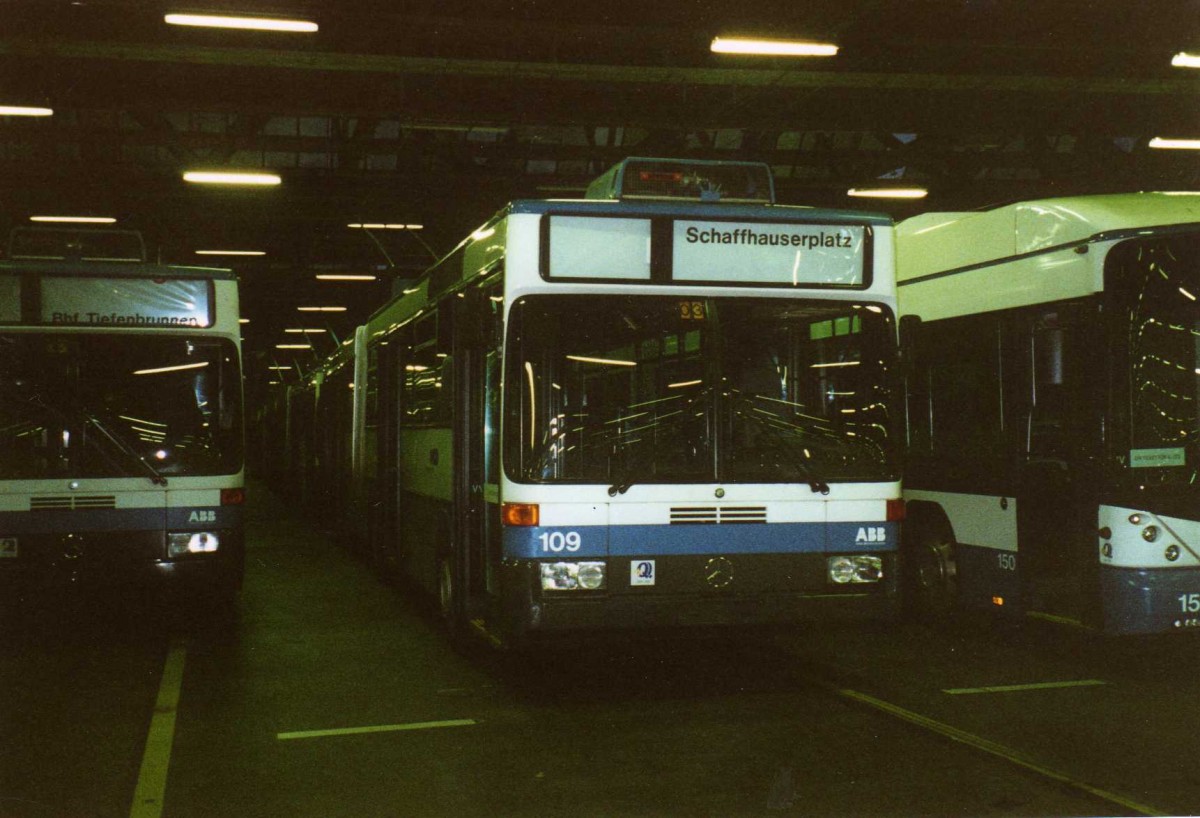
[503,521,897,560]
[165,507,243,528]
[1100,565,1200,635]
[0,507,240,534]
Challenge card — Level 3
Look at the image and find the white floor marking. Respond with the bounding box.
[827,683,1165,817]
[944,679,1108,695]
[277,718,478,741]
[129,638,188,818]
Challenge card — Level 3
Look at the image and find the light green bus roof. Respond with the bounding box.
[897,192,1200,282]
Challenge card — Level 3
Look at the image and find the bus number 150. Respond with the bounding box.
[539,531,582,553]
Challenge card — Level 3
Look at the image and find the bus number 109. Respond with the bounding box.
[539,531,582,553]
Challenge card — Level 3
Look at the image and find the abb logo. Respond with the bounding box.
[855,526,887,544]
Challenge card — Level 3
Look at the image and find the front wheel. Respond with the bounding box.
[437,557,455,624]
[905,535,958,621]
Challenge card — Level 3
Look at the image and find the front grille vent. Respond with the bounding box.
[30,495,117,511]
[670,506,767,525]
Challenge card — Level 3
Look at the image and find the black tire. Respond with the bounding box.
[437,557,455,625]
[902,508,958,621]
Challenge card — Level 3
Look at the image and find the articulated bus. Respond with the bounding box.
[286,158,904,645]
[897,193,1200,634]
[0,229,245,607]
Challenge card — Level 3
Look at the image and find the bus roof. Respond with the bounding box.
[509,198,893,226]
[897,192,1200,282]
[0,258,236,280]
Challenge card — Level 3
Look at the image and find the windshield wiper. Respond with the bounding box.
[80,410,168,486]
[730,392,830,494]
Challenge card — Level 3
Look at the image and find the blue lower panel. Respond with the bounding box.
[504,521,898,560]
[0,507,164,533]
[1101,566,1200,635]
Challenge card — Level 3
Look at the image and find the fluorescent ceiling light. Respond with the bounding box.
[164,13,317,33]
[711,37,838,57]
[238,318,250,324]
[0,105,53,116]
[1172,52,1200,68]
[285,328,325,334]
[347,223,423,230]
[297,306,347,312]
[1149,137,1200,150]
[268,366,291,370]
[30,215,116,224]
[195,250,266,256]
[316,274,377,281]
[183,171,282,186]
[119,415,166,428]
[565,354,637,367]
[276,344,312,350]
[133,361,210,376]
[847,187,929,199]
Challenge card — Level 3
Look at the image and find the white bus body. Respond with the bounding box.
[286,158,904,644]
[0,259,246,602]
[898,193,1200,634]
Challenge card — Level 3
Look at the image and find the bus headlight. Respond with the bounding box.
[540,561,606,591]
[828,555,883,584]
[168,531,220,557]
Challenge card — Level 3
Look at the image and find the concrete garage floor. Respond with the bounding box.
[2,482,1196,817]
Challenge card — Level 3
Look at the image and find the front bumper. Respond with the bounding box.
[0,528,244,595]
[501,552,898,635]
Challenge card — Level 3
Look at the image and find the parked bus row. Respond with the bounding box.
[261,161,1197,641]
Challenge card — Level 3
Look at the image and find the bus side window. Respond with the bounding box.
[922,315,1005,467]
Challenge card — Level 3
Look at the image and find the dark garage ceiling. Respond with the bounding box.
[1,0,1198,385]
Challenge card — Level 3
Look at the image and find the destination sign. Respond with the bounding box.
[40,278,212,327]
[672,221,867,286]
[548,216,652,280]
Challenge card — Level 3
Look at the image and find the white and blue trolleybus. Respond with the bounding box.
[0,229,245,604]
[897,193,1200,634]
[292,158,903,645]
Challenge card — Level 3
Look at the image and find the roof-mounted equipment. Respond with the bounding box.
[585,157,775,204]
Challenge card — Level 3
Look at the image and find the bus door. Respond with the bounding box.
[481,349,502,600]
[371,337,403,575]
[451,282,504,627]
[1015,306,1101,623]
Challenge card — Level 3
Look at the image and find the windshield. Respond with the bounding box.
[0,333,243,480]
[504,295,899,486]
[1108,231,1200,488]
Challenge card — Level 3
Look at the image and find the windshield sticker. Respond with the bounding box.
[631,559,656,586]
[1130,448,1187,468]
